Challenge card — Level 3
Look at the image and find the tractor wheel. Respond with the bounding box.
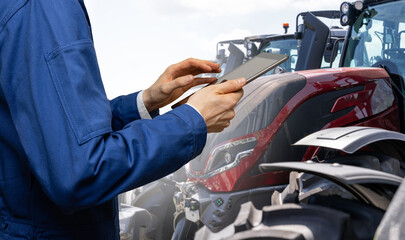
[194,197,385,240]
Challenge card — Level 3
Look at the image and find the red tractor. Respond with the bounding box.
[119,10,345,240]
[122,2,405,239]
[184,0,405,239]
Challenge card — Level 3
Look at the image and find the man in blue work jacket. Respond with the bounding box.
[0,0,246,239]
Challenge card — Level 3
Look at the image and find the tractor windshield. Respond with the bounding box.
[343,1,405,79]
[261,38,298,72]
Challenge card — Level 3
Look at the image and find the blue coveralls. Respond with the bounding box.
[0,0,207,239]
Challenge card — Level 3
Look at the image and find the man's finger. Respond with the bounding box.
[191,77,217,87]
[161,75,193,94]
[187,58,220,71]
[203,61,221,72]
[172,59,221,77]
[216,78,246,94]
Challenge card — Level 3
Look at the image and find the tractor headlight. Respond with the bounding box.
[187,137,257,178]
[340,15,350,26]
[354,0,364,11]
[340,2,354,26]
[341,2,350,14]
[340,1,364,26]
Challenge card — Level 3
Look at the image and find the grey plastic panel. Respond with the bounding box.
[119,205,152,239]
[294,126,405,154]
[295,12,329,71]
[223,42,244,75]
[376,179,405,240]
[259,162,403,186]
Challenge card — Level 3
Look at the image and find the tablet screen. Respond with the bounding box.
[216,52,289,84]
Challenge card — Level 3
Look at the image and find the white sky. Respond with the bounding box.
[84,0,344,99]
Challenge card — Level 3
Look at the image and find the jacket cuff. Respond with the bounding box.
[136,91,159,119]
[169,104,207,159]
[111,91,141,121]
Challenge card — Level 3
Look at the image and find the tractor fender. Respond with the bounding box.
[293,126,405,154]
[259,162,402,186]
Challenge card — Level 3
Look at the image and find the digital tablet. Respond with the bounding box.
[172,52,288,108]
[216,52,289,84]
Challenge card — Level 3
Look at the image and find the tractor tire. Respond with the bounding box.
[194,152,398,240]
[195,198,384,240]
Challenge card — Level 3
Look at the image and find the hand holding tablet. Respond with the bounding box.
[172,52,289,108]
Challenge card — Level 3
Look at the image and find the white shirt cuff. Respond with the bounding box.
[185,103,203,118]
[137,90,152,120]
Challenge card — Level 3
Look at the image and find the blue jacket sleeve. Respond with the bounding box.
[0,0,207,213]
[110,92,142,130]
[109,92,160,130]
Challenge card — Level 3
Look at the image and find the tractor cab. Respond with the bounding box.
[341,0,405,75]
[340,0,405,131]
[214,10,347,78]
[257,34,298,73]
[213,33,297,77]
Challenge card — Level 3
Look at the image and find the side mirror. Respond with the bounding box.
[216,49,226,66]
[328,39,344,67]
[323,39,335,64]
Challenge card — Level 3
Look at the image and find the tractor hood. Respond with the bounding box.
[188,73,306,175]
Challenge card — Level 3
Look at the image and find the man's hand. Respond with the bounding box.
[143,58,221,111]
[188,78,246,133]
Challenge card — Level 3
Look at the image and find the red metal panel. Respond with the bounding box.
[189,68,399,192]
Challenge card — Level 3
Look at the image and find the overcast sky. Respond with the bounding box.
[84,0,344,99]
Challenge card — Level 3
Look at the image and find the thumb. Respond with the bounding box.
[216,78,246,94]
